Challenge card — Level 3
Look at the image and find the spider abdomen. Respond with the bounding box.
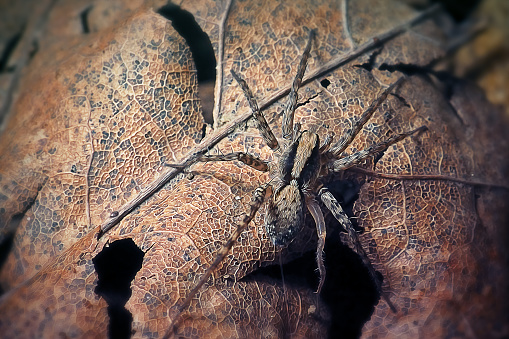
[265,180,305,246]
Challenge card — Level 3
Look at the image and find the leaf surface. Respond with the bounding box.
[0,0,507,338]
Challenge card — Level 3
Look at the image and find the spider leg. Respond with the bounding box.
[166,184,268,337]
[330,126,426,172]
[329,77,406,157]
[282,30,315,142]
[199,152,269,172]
[231,70,279,151]
[293,122,301,139]
[305,196,327,294]
[318,187,397,313]
[319,134,334,153]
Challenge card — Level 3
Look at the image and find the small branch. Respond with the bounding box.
[350,167,509,190]
[212,0,233,129]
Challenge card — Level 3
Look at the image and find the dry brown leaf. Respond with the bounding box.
[0,0,508,338]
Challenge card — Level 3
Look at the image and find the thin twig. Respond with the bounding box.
[350,167,509,190]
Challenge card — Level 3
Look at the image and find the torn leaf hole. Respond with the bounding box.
[93,238,144,339]
[378,62,431,77]
[157,3,216,125]
[320,78,331,89]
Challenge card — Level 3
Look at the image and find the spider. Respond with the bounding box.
[167,30,426,330]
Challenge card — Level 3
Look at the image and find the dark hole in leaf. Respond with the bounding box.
[320,78,331,89]
[0,30,23,72]
[321,178,380,337]
[243,177,378,338]
[93,238,144,339]
[79,6,93,34]
[157,3,216,125]
[378,62,430,77]
[0,231,15,295]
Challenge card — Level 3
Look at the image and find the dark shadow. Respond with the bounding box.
[430,0,481,22]
[242,177,380,339]
[157,3,216,125]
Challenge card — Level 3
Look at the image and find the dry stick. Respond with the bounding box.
[350,167,509,190]
[97,4,442,239]
[212,0,234,129]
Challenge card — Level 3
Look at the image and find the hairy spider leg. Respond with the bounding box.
[165,185,268,339]
[282,30,316,142]
[330,126,427,172]
[166,67,277,173]
[329,77,406,157]
[231,69,279,151]
[319,187,397,313]
[305,196,327,294]
[199,152,269,172]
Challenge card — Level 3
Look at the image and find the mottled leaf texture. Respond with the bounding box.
[0,0,507,338]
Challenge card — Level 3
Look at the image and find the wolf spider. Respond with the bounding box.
[168,31,426,327]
